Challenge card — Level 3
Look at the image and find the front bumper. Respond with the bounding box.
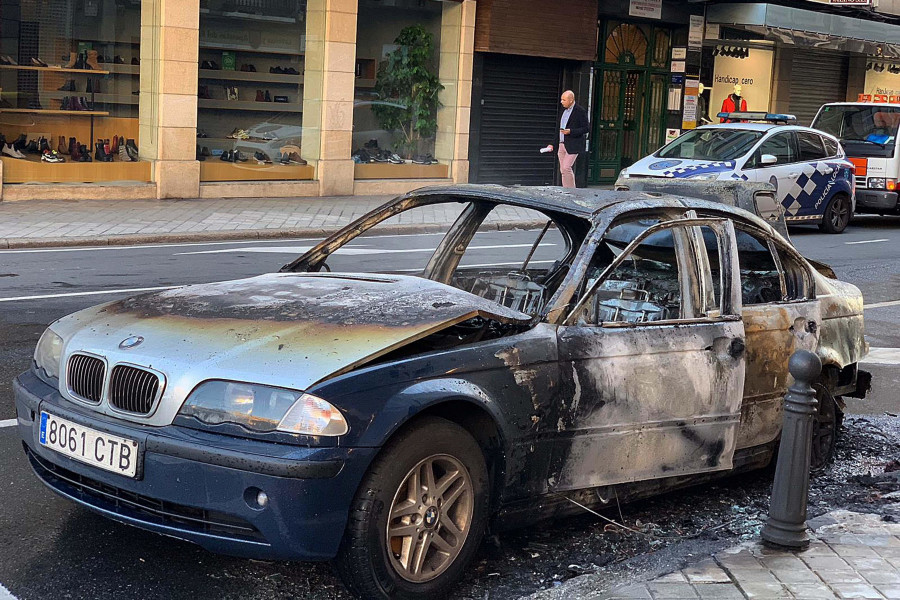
[14,371,377,561]
[855,189,899,213]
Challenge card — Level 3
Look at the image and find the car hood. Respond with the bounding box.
[51,273,530,424]
[626,157,739,179]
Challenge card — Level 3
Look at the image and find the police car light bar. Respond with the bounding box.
[716,111,798,124]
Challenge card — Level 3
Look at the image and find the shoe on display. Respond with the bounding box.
[270,66,283,74]
[2,144,26,159]
[39,137,51,153]
[60,96,72,110]
[264,90,272,102]
[111,135,119,154]
[255,89,264,102]
[254,151,271,164]
[79,144,92,162]
[80,96,94,110]
[200,59,217,70]
[114,55,126,64]
[68,137,77,156]
[388,152,405,164]
[103,140,113,161]
[364,138,379,150]
[61,52,77,68]
[373,149,390,163]
[0,55,17,66]
[25,139,39,154]
[58,79,76,91]
[58,135,68,155]
[197,129,209,138]
[197,145,206,161]
[73,52,88,70]
[119,143,130,162]
[12,134,27,152]
[27,96,43,110]
[288,152,307,165]
[85,78,94,94]
[41,150,64,163]
[233,151,248,162]
[220,150,233,162]
[198,85,212,99]
[86,50,100,70]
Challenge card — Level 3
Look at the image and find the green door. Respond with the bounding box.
[589,22,671,185]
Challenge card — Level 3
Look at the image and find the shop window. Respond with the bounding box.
[196,0,316,182]
[352,0,458,180]
[0,1,147,184]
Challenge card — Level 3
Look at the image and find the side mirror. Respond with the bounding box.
[761,154,778,165]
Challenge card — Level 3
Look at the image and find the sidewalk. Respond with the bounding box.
[573,511,900,599]
[0,194,548,249]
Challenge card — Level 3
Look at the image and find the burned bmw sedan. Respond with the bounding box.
[15,185,868,599]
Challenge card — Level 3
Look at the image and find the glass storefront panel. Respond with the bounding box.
[197,0,317,182]
[0,1,148,184]
[353,0,457,180]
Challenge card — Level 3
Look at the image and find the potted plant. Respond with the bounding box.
[372,25,443,160]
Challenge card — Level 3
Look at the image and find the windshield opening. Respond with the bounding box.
[656,129,763,161]
[813,105,900,158]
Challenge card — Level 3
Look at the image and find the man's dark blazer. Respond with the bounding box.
[559,103,590,154]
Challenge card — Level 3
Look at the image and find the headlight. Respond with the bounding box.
[686,172,720,180]
[619,168,630,178]
[179,380,349,436]
[869,177,886,189]
[33,328,63,384]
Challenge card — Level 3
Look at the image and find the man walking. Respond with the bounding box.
[556,90,590,188]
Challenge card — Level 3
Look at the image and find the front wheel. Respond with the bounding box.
[810,384,843,474]
[334,417,489,600]
[819,193,851,234]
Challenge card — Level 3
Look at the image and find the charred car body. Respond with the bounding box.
[15,185,869,599]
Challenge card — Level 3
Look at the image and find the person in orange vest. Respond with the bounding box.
[720,84,747,122]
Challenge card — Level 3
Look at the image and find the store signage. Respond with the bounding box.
[666,129,681,144]
[710,46,774,121]
[705,24,721,40]
[672,47,687,60]
[629,0,662,19]
[864,68,900,98]
[688,15,704,50]
[671,74,685,85]
[671,60,686,73]
[683,79,700,130]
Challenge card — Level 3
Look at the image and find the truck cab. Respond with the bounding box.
[812,100,900,215]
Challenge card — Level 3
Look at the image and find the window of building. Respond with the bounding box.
[0,1,147,184]
[196,0,317,182]
[352,0,459,180]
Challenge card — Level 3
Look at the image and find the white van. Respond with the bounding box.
[812,101,900,215]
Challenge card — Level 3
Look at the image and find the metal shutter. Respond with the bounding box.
[473,53,563,185]
[789,51,848,127]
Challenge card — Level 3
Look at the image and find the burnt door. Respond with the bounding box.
[549,219,746,492]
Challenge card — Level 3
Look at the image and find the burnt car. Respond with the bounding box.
[15,185,869,599]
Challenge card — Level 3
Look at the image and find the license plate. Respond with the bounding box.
[39,411,139,478]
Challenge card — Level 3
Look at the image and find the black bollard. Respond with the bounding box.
[761,349,822,549]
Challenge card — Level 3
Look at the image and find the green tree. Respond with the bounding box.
[372,25,444,158]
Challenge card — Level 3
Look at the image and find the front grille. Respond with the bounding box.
[26,444,265,543]
[67,354,105,403]
[856,175,867,189]
[108,365,160,415]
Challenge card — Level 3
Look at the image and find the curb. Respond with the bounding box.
[0,219,547,249]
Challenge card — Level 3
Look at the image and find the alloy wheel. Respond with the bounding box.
[828,196,850,232]
[386,454,474,583]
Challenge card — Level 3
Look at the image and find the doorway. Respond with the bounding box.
[589,22,671,184]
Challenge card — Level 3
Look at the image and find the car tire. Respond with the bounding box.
[819,193,851,234]
[810,383,843,474]
[334,416,490,600]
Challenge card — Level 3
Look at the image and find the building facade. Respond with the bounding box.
[0,0,475,201]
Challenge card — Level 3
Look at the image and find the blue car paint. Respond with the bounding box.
[15,370,377,561]
[775,162,854,219]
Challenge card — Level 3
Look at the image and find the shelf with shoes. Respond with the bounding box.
[103,64,141,76]
[42,92,139,106]
[0,108,110,116]
[199,8,299,24]
[198,69,302,84]
[0,65,110,75]
[199,44,303,57]
[198,99,302,112]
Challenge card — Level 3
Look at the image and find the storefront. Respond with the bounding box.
[703,3,892,128]
[0,0,475,201]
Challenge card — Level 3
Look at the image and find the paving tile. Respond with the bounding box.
[786,582,839,599]
[771,567,823,584]
[725,568,781,585]
[761,555,810,571]
[816,570,868,585]
[801,542,840,557]
[657,573,688,583]
[604,584,653,599]
[832,545,884,558]
[693,583,745,599]
[736,581,792,598]
[682,560,731,583]
[862,571,900,585]
[831,583,886,599]
[876,585,900,599]
[803,556,851,571]
[645,582,699,598]
[847,558,896,571]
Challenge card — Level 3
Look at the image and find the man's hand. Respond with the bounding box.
[561,129,571,135]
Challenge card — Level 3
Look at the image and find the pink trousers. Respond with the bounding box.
[557,145,578,188]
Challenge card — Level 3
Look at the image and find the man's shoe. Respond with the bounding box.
[255,89,265,102]
[264,90,272,102]
[254,151,272,164]
[125,138,139,161]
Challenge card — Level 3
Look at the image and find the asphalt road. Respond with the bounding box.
[0,218,898,600]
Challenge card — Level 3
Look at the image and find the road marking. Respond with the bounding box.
[845,238,889,245]
[864,299,900,310]
[395,260,557,273]
[0,419,16,429]
[861,347,900,365]
[0,286,177,303]
[0,583,17,600]
[174,243,551,256]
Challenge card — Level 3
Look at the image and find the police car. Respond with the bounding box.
[618,112,856,233]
